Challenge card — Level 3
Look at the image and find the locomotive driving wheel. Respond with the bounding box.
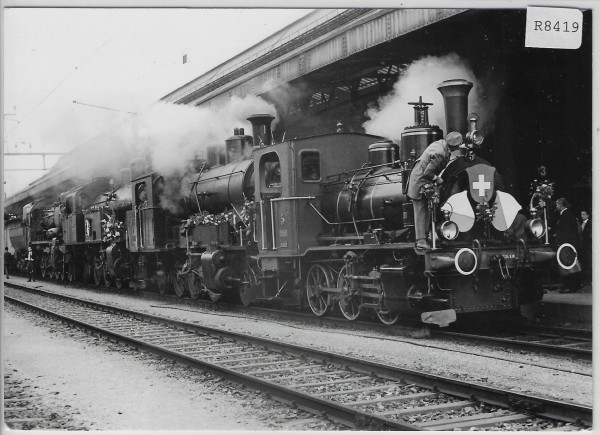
[375,308,399,325]
[173,260,188,298]
[337,266,362,321]
[66,262,76,282]
[305,263,332,317]
[187,271,205,300]
[83,260,93,284]
[156,272,167,295]
[238,267,257,306]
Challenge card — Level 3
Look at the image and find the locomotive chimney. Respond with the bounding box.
[437,79,473,137]
[247,114,275,147]
[225,127,253,164]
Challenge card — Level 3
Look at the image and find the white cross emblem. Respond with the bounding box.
[472,174,491,197]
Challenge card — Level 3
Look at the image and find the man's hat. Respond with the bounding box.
[446,131,463,149]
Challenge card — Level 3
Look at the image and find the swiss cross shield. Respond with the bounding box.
[466,164,496,203]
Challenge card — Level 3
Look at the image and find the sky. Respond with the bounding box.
[2,7,311,197]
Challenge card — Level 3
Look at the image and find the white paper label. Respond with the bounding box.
[525,7,582,49]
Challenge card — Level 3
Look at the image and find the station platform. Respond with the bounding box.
[527,282,593,327]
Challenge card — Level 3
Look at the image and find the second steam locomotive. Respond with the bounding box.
[6,79,575,326]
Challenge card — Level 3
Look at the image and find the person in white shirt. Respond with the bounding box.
[26,246,36,282]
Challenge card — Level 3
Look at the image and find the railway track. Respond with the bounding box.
[5,284,591,431]
[431,325,592,361]
[17,275,594,362]
[6,277,593,362]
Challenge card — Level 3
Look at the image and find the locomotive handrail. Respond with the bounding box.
[189,169,247,184]
[269,196,316,202]
[307,202,384,226]
[324,160,403,183]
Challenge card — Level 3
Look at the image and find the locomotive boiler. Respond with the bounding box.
[5,78,575,328]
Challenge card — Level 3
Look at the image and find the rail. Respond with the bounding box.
[6,284,592,430]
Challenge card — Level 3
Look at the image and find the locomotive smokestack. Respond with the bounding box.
[437,79,473,137]
[247,114,275,147]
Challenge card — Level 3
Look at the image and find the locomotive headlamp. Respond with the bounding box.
[557,243,578,270]
[437,220,459,241]
[526,218,545,239]
[465,113,484,148]
[454,248,478,275]
[466,129,484,147]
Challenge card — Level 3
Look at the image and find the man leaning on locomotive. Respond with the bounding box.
[408,131,463,253]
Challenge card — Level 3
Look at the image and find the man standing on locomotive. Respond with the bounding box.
[408,132,462,253]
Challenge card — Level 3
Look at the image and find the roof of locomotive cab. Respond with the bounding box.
[251,131,388,158]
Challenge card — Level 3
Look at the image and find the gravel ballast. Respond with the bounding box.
[3,276,593,429]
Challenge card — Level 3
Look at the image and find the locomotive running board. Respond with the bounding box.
[421,309,457,327]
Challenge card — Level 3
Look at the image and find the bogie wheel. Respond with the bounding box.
[376,308,399,325]
[305,263,332,317]
[337,266,362,321]
[93,256,103,287]
[187,272,204,300]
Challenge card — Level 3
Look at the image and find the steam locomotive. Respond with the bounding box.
[5,79,576,326]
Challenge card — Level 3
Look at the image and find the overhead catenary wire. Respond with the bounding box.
[72,101,135,115]
[6,34,118,139]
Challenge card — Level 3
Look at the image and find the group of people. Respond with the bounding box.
[4,245,36,282]
[553,198,592,293]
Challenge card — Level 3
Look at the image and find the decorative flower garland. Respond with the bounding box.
[420,182,440,208]
[84,204,113,214]
[102,214,125,242]
[239,200,255,226]
[475,201,497,223]
[182,200,256,233]
[529,179,555,210]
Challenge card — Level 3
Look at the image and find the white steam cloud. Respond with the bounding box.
[118,95,278,175]
[50,94,279,213]
[363,53,496,141]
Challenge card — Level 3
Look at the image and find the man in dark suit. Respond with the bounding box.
[554,198,581,292]
[579,210,592,283]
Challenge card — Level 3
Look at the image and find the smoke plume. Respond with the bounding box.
[363,53,499,141]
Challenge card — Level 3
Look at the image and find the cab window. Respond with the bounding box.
[300,151,320,181]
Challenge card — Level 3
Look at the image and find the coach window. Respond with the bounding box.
[300,151,321,182]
